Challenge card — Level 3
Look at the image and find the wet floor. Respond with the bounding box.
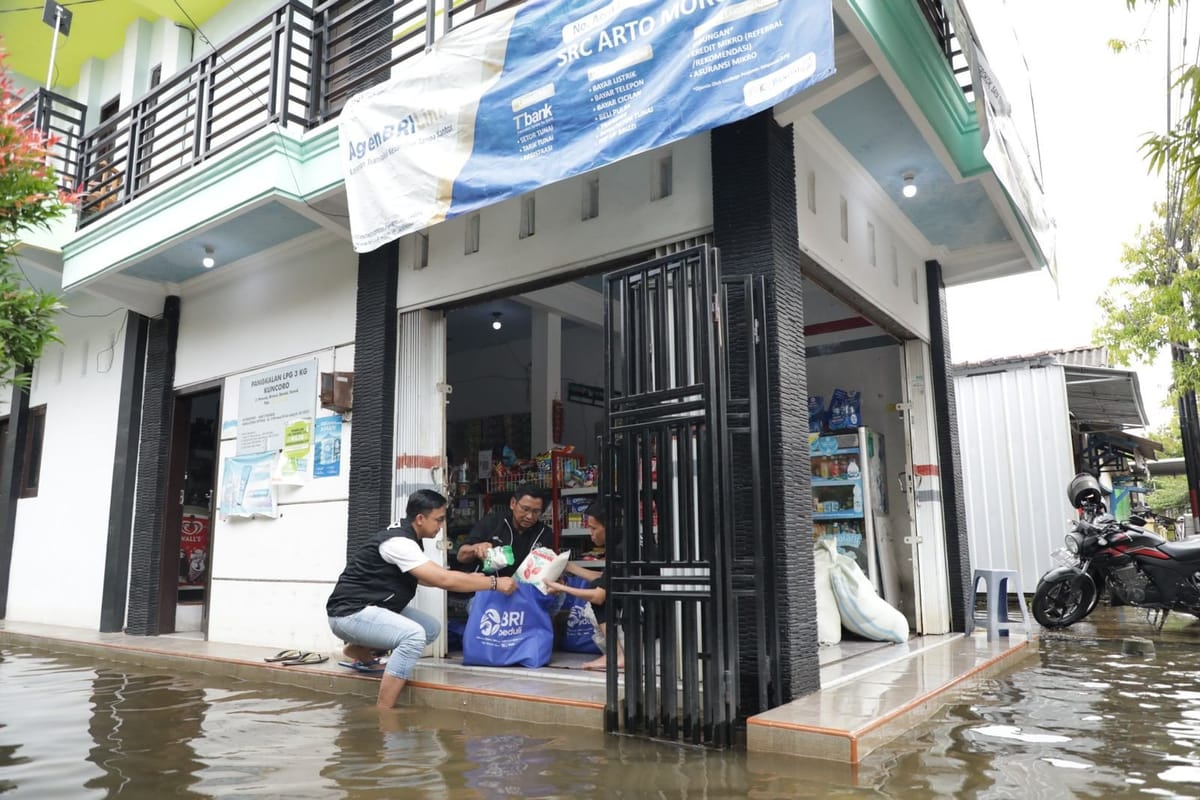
[5,608,1200,798]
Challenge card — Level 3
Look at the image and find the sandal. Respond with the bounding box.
[280,652,328,666]
[263,649,304,663]
[338,659,385,675]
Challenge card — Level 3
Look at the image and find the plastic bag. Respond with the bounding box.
[482,545,514,575]
[462,583,556,667]
[515,546,570,593]
[560,574,601,654]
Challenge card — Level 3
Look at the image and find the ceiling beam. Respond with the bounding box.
[516,283,603,328]
[774,33,878,126]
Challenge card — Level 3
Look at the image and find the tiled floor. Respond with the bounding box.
[0,619,1033,763]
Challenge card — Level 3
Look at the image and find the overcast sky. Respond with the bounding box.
[946,0,1191,432]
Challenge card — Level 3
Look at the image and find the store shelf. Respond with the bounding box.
[811,477,861,487]
[571,560,605,567]
[812,447,860,457]
[813,511,864,520]
[561,527,592,537]
[560,486,598,496]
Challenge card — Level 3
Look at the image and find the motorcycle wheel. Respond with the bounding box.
[1033,573,1097,628]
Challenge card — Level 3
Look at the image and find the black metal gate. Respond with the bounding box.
[600,246,775,747]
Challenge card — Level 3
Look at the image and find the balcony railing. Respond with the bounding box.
[915,0,973,101]
[71,0,510,227]
[77,1,315,223]
[15,89,87,196]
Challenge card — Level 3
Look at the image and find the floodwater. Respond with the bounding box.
[5,630,1200,798]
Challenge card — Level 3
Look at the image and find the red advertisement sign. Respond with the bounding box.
[179,515,209,588]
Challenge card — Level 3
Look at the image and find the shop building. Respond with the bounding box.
[1,0,1051,745]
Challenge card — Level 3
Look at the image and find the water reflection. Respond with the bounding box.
[6,638,1200,797]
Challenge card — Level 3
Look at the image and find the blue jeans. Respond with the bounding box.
[328,605,440,680]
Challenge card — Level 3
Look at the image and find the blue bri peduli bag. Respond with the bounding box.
[463,583,557,668]
[560,574,602,654]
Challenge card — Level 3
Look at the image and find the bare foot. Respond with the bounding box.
[344,644,375,663]
[581,656,606,671]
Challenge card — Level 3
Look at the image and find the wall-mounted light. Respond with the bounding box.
[491,312,503,331]
[201,245,216,269]
[901,172,918,199]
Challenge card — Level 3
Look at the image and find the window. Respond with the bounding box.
[20,406,46,498]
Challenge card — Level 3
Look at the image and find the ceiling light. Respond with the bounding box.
[491,312,503,331]
[201,245,216,269]
[901,172,917,199]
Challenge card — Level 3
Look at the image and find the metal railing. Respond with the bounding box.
[915,0,973,100]
[76,1,315,224]
[73,0,517,227]
[15,89,87,196]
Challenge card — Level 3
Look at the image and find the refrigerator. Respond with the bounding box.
[810,427,888,590]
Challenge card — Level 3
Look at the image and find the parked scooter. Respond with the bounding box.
[1032,472,1200,628]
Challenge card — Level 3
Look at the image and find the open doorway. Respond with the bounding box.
[158,388,220,635]
[438,283,606,666]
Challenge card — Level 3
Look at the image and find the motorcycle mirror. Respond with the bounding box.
[1129,514,1146,526]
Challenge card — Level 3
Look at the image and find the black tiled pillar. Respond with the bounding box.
[926,261,972,632]
[126,296,180,636]
[100,312,150,632]
[0,371,31,619]
[711,112,819,700]
[346,241,399,557]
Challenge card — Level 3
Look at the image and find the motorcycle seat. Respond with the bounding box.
[1157,538,1200,560]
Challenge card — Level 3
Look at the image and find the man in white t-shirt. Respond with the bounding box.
[327,489,517,709]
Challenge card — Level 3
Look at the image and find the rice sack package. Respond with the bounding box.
[830,551,908,643]
[515,546,570,593]
[462,583,557,667]
[560,574,602,654]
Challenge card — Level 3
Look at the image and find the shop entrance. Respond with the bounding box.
[801,278,949,634]
[158,388,219,635]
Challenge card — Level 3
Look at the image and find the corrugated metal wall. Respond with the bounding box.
[954,365,1076,594]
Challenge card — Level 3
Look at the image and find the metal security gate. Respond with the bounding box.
[600,246,775,747]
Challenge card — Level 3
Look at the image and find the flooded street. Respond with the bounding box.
[5,608,1200,798]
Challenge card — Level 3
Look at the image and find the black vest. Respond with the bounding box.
[326,523,422,617]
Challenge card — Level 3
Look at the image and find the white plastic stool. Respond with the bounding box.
[972,568,1030,641]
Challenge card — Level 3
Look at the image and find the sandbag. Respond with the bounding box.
[830,551,908,643]
[813,537,842,645]
[462,583,556,667]
[560,574,602,654]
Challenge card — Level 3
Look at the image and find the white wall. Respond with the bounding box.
[447,339,531,422]
[174,231,357,650]
[396,135,713,310]
[175,233,356,387]
[446,324,604,460]
[205,344,354,651]
[791,118,931,342]
[955,365,1076,595]
[5,295,132,628]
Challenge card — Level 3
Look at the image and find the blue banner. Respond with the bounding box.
[342,0,835,252]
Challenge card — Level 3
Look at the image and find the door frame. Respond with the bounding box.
[900,340,952,634]
[158,384,221,635]
[394,308,449,654]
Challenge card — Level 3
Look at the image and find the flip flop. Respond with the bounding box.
[338,659,386,675]
[280,652,328,666]
[263,649,304,663]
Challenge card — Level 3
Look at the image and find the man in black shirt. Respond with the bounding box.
[456,482,551,577]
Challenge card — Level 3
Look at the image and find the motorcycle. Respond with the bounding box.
[1032,472,1200,628]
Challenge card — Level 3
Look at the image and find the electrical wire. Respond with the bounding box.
[171,0,351,221]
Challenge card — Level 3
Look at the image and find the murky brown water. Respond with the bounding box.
[4,630,1200,798]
